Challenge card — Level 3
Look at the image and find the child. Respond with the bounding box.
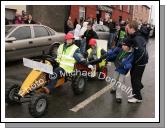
[116,21,126,47]
[106,38,134,103]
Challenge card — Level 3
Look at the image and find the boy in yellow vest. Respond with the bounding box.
[87,38,107,77]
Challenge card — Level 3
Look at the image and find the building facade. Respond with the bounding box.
[25,5,133,32]
[5,5,26,24]
[7,5,149,33]
[132,5,150,23]
[111,5,133,22]
[70,5,97,22]
[26,5,70,32]
[70,5,133,23]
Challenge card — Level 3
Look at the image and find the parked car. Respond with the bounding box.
[5,24,65,61]
[93,24,110,40]
[70,24,110,40]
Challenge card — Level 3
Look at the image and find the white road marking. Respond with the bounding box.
[70,84,112,112]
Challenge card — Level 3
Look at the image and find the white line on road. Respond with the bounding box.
[70,84,112,112]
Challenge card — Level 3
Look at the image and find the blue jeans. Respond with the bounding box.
[47,67,65,91]
[108,32,116,49]
[80,39,87,55]
[75,40,81,48]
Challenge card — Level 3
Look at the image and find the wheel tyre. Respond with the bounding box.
[5,84,21,104]
[72,76,87,95]
[28,93,48,118]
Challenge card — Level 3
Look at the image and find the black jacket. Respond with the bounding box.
[108,21,116,33]
[129,31,149,66]
[139,25,151,42]
[88,49,107,65]
[82,29,98,50]
[24,20,36,24]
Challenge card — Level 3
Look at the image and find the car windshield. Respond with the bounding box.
[5,26,17,36]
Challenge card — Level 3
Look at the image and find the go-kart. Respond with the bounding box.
[49,40,108,80]
[75,62,108,80]
[5,54,89,118]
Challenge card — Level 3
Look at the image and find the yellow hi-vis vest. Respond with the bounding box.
[56,43,79,73]
[87,47,106,68]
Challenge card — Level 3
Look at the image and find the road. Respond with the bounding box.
[5,38,155,118]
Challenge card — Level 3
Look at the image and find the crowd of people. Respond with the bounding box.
[5,10,36,25]
[61,15,152,103]
[64,16,151,50]
[6,12,152,103]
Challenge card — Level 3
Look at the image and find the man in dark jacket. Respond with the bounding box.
[81,22,98,51]
[24,14,36,24]
[107,19,117,49]
[126,20,149,103]
[64,16,74,34]
[139,23,151,43]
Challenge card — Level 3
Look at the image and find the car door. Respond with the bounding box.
[45,26,65,44]
[32,25,53,55]
[5,26,34,61]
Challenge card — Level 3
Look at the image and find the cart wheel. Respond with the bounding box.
[28,93,48,118]
[5,84,21,104]
[72,76,87,95]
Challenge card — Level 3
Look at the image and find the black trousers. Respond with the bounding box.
[130,65,146,100]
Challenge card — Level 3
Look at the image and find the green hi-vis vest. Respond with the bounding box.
[119,30,126,39]
[56,44,79,73]
[87,47,106,68]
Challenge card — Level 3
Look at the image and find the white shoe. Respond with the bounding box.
[128,97,142,103]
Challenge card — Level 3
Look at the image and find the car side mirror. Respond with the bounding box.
[5,37,16,42]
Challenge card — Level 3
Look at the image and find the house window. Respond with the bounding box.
[79,6,86,20]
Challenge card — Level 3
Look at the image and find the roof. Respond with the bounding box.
[6,24,41,26]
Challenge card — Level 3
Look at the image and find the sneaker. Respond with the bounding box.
[116,98,122,103]
[128,97,142,103]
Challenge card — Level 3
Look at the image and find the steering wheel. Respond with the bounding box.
[42,55,59,67]
[42,54,53,59]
